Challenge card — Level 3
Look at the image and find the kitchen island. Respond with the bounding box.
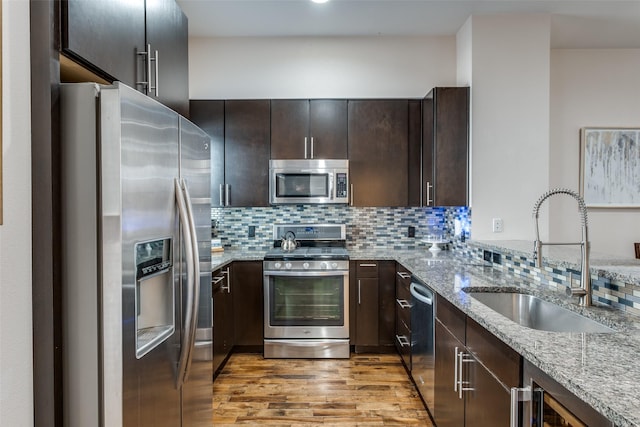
[212,245,640,427]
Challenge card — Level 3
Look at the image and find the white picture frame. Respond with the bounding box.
[579,127,640,208]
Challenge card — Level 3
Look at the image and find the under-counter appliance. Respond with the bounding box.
[411,277,435,411]
[269,159,349,204]
[512,360,613,427]
[60,82,212,427]
[263,224,350,358]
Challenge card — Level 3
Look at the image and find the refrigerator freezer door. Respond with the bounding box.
[179,116,213,426]
[117,83,182,427]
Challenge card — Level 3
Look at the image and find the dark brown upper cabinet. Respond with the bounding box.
[348,100,410,207]
[189,100,225,205]
[223,100,271,207]
[271,100,348,159]
[61,0,189,116]
[422,87,470,207]
[145,0,189,116]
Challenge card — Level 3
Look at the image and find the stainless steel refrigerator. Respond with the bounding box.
[60,82,212,427]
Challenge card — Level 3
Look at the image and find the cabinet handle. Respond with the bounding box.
[350,184,354,206]
[426,181,433,206]
[454,346,459,392]
[359,263,377,267]
[304,137,308,159]
[358,279,361,305]
[222,267,231,293]
[396,335,410,347]
[396,299,411,309]
[458,351,475,399]
[219,184,225,207]
[510,387,532,427]
[396,271,411,279]
[212,275,225,285]
[310,137,314,159]
[136,44,152,92]
[152,48,159,97]
[224,184,230,207]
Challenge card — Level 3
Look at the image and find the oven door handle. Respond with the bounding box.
[264,270,348,277]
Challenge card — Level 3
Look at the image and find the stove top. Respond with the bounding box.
[264,246,349,261]
[266,223,349,261]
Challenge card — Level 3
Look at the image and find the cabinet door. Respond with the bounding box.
[189,101,225,206]
[464,357,511,427]
[224,100,271,207]
[271,100,309,159]
[395,266,412,369]
[348,100,409,207]
[212,268,233,374]
[434,320,465,427]
[377,261,396,347]
[355,277,379,347]
[145,0,189,116]
[408,100,423,206]
[232,262,264,347]
[62,0,146,87]
[423,87,469,207]
[309,100,348,159]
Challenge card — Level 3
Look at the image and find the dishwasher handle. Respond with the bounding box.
[410,282,433,305]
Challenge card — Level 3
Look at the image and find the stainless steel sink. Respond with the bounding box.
[466,292,614,333]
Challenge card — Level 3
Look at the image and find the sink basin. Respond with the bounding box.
[466,292,614,333]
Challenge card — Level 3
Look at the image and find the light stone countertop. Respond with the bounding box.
[211,246,640,426]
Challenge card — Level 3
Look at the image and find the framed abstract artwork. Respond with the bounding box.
[579,127,640,207]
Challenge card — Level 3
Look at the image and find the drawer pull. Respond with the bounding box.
[359,263,377,267]
[396,335,410,347]
[396,299,412,309]
[396,271,411,279]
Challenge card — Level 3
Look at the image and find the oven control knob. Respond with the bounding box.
[331,262,338,269]
[274,262,282,269]
[285,262,292,270]
[303,262,310,270]
[320,262,328,270]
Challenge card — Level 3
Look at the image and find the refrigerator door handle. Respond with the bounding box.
[174,178,198,389]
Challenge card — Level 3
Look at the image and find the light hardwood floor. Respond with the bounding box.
[212,353,434,426]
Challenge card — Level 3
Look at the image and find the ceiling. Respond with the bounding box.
[177,0,640,48]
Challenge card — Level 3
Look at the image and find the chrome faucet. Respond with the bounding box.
[532,188,591,307]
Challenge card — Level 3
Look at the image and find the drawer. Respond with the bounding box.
[396,307,411,336]
[356,261,379,278]
[436,294,466,344]
[395,315,411,368]
[466,317,520,388]
[396,279,411,303]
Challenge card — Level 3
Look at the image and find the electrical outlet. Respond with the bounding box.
[408,226,415,238]
[492,252,502,265]
[492,218,504,233]
[248,225,256,238]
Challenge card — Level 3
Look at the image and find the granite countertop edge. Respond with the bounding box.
[210,247,640,427]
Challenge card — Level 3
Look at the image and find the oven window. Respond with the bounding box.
[275,173,329,198]
[269,276,344,326]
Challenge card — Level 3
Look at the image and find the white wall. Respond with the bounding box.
[550,49,640,258]
[189,36,457,99]
[463,15,551,242]
[0,0,33,426]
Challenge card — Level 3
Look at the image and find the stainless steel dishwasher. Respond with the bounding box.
[410,277,435,412]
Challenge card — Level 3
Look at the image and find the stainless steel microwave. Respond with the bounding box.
[269,159,349,204]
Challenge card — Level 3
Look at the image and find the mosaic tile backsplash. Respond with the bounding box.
[467,244,640,318]
[211,205,471,251]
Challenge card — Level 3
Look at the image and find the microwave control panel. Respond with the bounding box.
[336,173,348,198]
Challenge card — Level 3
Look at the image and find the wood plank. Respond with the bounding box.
[212,353,433,426]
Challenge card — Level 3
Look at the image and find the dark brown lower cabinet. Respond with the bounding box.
[232,261,264,350]
[350,260,397,353]
[435,294,521,427]
[434,320,465,427]
[212,266,233,375]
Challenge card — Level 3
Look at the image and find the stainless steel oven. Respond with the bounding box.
[263,224,350,358]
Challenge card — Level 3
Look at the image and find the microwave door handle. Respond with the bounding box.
[329,173,334,200]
